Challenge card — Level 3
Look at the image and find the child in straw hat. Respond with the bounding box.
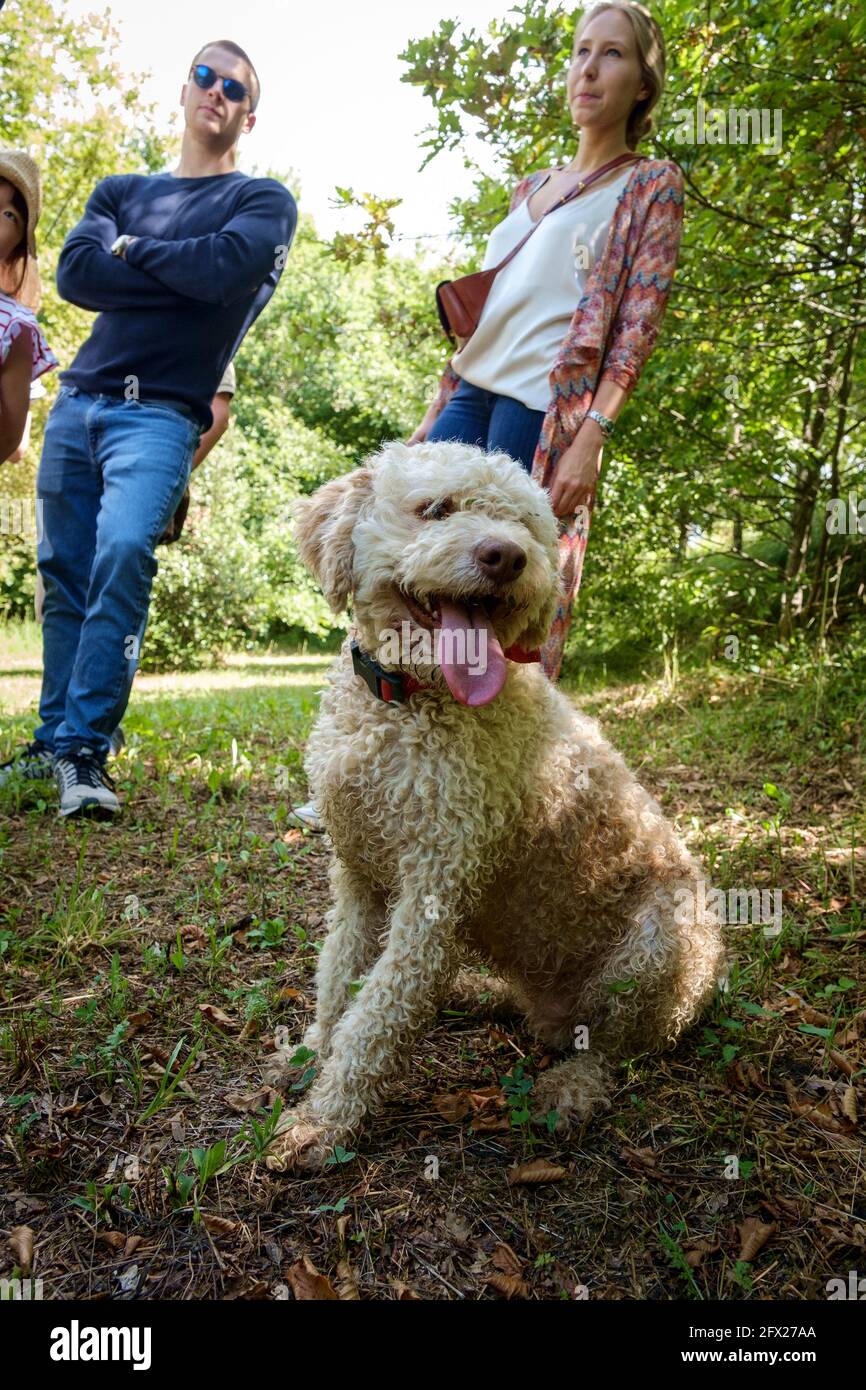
[0,150,58,465]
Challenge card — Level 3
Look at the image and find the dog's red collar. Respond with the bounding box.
[349,636,541,705]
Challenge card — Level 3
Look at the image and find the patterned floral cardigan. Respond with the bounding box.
[426,156,686,682]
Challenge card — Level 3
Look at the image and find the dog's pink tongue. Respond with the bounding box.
[438,599,507,706]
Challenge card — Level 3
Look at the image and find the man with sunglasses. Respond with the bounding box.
[4,40,297,817]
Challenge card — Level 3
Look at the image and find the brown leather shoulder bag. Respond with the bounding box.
[435,152,643,347]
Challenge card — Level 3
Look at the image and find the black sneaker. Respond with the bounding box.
[54,747,120,818]
[0,740,55,787]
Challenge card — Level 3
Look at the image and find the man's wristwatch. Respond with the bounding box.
[110,234,137,259]
[586,408,615,441]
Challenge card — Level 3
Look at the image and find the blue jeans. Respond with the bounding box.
[426,376,545,472]
[34,386,200,761]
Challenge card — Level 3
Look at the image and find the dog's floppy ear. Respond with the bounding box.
[293,466,374,612]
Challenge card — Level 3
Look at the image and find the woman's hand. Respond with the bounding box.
[407,405,438,446]
[548,421,605,518]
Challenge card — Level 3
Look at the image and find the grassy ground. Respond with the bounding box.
[1,624,864,1301]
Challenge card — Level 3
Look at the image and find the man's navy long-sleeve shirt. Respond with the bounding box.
[56,170,297,431]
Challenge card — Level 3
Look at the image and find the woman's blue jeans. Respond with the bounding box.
[426,376,545,472]
[34,385,200,761]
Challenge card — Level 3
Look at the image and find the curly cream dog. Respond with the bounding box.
[265,440,725,1171]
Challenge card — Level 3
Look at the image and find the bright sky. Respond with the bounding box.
[62,0,523,257]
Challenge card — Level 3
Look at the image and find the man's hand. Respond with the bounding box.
[548,419,605,518]
[110,234,139,260]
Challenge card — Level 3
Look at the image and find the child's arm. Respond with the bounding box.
[56,177,194,313]
[191,389,232,471]
[0,328,33,464]
[7,408,32,461]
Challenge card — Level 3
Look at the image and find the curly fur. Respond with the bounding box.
[264,441,726,1171]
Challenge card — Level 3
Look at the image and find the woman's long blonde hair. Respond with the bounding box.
[573,1,667,150]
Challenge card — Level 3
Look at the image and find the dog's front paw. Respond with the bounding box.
[530,1064,612,1131]
[264,1112,348,1173]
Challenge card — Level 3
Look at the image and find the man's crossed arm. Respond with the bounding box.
[57,174,297,314]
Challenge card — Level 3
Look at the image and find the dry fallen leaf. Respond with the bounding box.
[506,1159,568,1186]
[335,1259,360,1300]
[226,1089,279,1114]
[235,1280,269,1300]
[801,1006,832,1026]
[433,1090,471,1123]
[97,1231,127,1250]
[143,1042,200,1074]
[621,1145,659,1172]
[728,1060,768,1092]
[785,1081,849,1132]
[737,1216,776,1263]
[471,1112,512,1133]
[484,1270,529,1299]
[760,1195,800,1222]
[391,1281,421,1300]
[467,1087,510,1131]
[443,1211,471,1247]
[285,1256,339,1300]
[8,1225,34,1276]
[197,1003,237,1032]
[490,1242,523,1276]
[842,1087,858,1124]
[829,1049,857,1079]
[181,924,207,949]
[126,1010,153,1034]
[818,1222,866,1250]
[202,1215,239,1238]
[469,1085,503,1107]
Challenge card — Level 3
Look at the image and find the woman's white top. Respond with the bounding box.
[451,166,634,412]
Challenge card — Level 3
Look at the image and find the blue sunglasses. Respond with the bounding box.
[190,64,255,109]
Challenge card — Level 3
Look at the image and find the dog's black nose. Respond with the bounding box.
[474,538,527,584]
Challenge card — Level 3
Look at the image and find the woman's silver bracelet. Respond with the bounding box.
[586,408,615,440]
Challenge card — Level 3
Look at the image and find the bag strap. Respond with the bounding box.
[490,152,643,279]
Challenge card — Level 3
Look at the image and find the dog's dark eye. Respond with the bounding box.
[416,497,454,521]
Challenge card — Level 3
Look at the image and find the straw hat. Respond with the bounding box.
[0,150,42,257]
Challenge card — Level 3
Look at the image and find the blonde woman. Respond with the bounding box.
[411,1,686,683]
